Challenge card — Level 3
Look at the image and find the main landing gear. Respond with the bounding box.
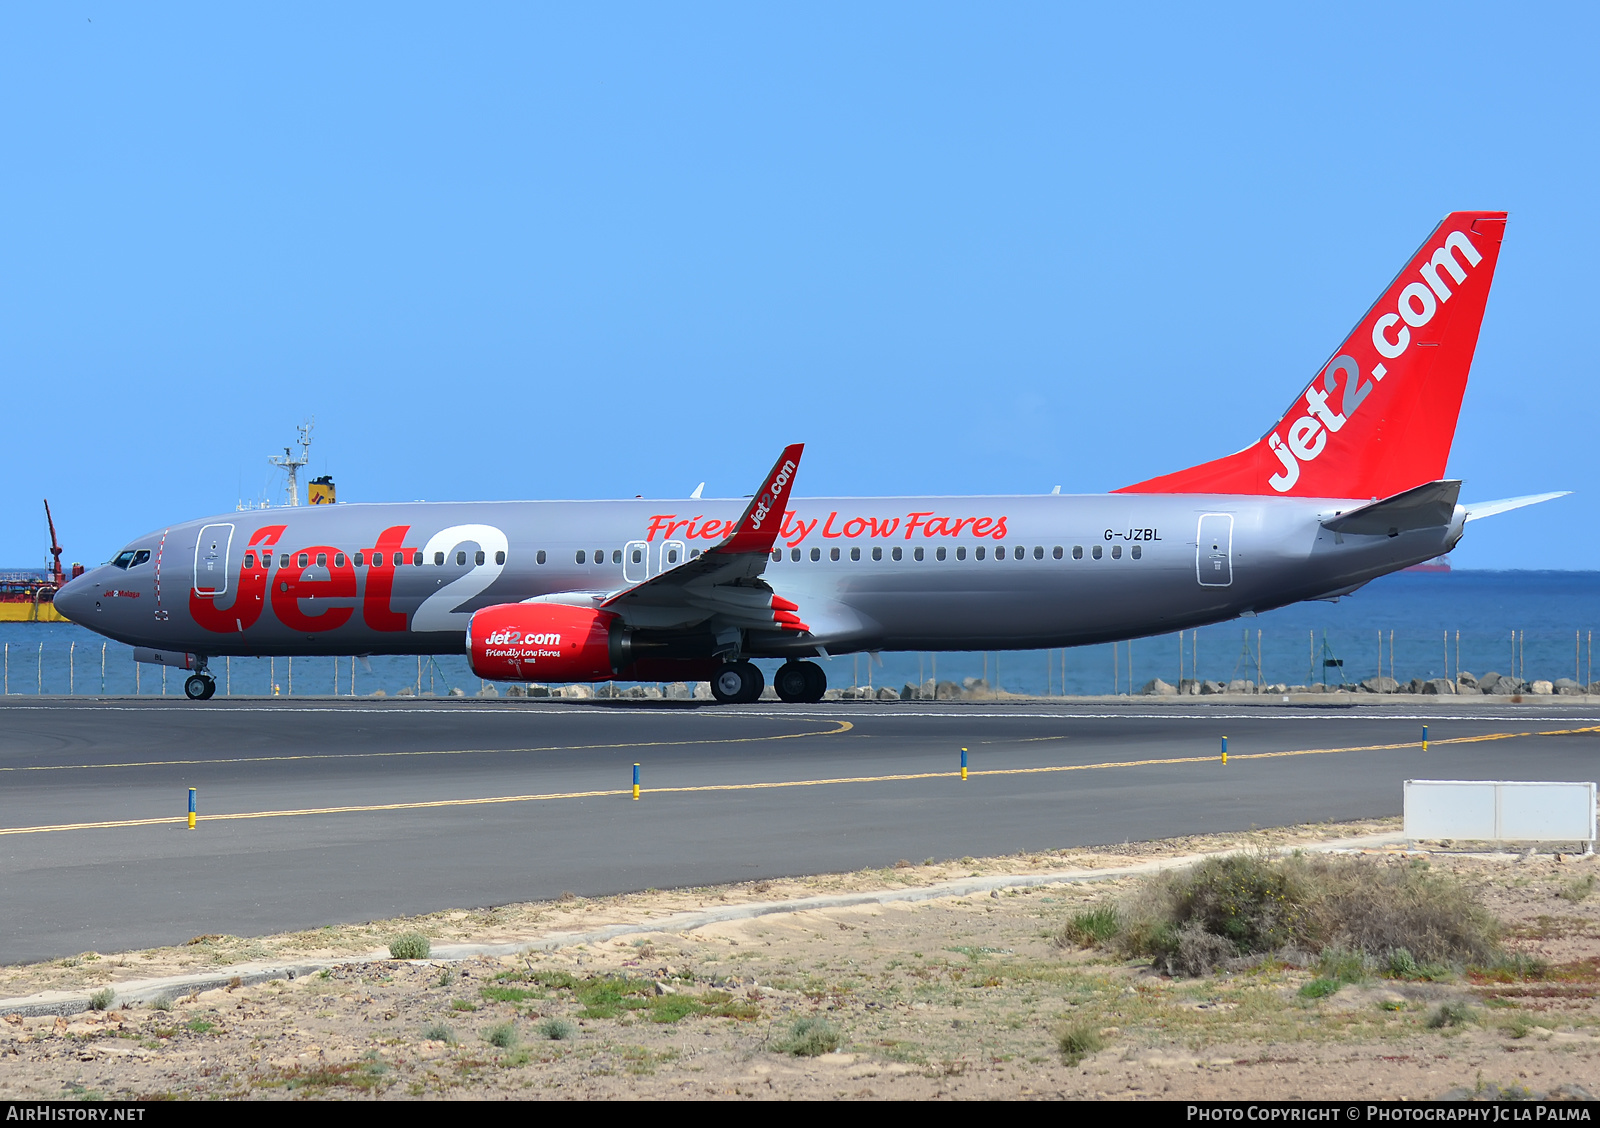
[710,661,764,704]
[773,660,827,704]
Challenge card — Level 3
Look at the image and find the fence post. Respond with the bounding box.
[101,642,106,694]
[70,641,75,695]
[38,642,43,694]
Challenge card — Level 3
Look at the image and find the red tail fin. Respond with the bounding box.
[1118,211,1507,499]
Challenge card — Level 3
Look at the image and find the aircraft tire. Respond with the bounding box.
[710,662,754,705]
[798,660,827,703]
[184,674,215,701]
[735,661,765,704]
[773,662,811,703]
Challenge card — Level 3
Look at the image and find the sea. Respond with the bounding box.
[2,570,1596,698]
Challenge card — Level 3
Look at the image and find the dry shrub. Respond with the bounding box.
[1108,852,1497,976]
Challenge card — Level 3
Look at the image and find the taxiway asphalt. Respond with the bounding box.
[2,696,1598,962]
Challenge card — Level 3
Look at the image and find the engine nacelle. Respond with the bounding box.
[467,603,631,682]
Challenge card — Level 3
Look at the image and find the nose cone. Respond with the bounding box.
[54,572,96,624]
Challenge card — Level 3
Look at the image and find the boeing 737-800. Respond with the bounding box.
[56,210,1563,704]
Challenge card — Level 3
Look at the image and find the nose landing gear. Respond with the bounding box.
[184,673,217,700]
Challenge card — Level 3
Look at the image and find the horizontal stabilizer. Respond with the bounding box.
[1321,480,1461,537]
[1463,491,1570,522]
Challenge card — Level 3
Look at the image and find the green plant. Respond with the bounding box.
[484,1021,519,1049]
[150,995,173,1013]
[1298,978,1340,999]
[87,988,115,1011]
[1559,874,1596,902]
[185,1019,215,1034]
[1057,1021,1106,1065]
[772,1016,841,1057]
[388,932,431,960]
[1055,906,1120,948]
[421,1021,456,1043]
[535,1017,576,1041]
[450,999,477,1012]
[1426,1000,1475,1029]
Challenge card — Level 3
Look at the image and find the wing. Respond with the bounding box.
[596,444,810,634]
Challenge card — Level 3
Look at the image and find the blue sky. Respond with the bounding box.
[3,4,1594,569]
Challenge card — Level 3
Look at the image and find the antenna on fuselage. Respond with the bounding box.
[267,419,314,507]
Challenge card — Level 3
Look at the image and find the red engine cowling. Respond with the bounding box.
[467,603,629,682]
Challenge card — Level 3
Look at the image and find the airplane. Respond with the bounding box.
[56,210,1565,704]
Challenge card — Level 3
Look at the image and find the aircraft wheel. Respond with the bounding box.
[711,661,764,704]
[184,674,216,701]
[798,660,827,703]
[774,662,811,703]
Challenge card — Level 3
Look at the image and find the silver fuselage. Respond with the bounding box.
[55,492,1463,661]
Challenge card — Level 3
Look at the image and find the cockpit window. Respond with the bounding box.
[111,550,136,569]
[131,550,150,567]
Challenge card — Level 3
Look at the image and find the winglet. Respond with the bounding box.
[712,444,804,556]
[1463,491,1570,522]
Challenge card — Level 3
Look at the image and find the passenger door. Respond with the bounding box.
[1196,513,1233,587]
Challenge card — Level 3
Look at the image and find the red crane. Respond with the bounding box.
[43,499,65,588]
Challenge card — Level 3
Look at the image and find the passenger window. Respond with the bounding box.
[1112,545,1122,559]
[1132,544,1142,560]
[1073,546,1083,560]
[668,549,679,564]
[244,552,256,569]
[412,551,423,566]
[1014,546,1025,560]
[1092,545,1102,560]
[892,547,902,561]
[316,553,327,567]
[771,550,781,562]
[811,547,821,562]
[299,553,310,568]
[612,550,622,565]
[631,548,642,564]
[956,546,966,561]
[335,553,346,568]
[872,546,882,561]
[1033,546,1044,560]
[691,548,702,558]
[281,554,290,568]
[976,546,986,560]
[434,552,445,566]
[936,546,947,561]
[353,552,363,567]
[830,548,840,561]
[536,550,546,565]
[850,547,861,561]
[456,551,467,566]
[914,547,924,561]
[475,550,485,566]
[791,548,801,562]
[496,550,506,565]
[1053,546,1063,560]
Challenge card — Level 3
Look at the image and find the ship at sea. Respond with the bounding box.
[0,501,79,623]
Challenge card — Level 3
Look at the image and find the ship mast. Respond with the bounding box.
[267,420,314,508]
[43,499,64,588]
